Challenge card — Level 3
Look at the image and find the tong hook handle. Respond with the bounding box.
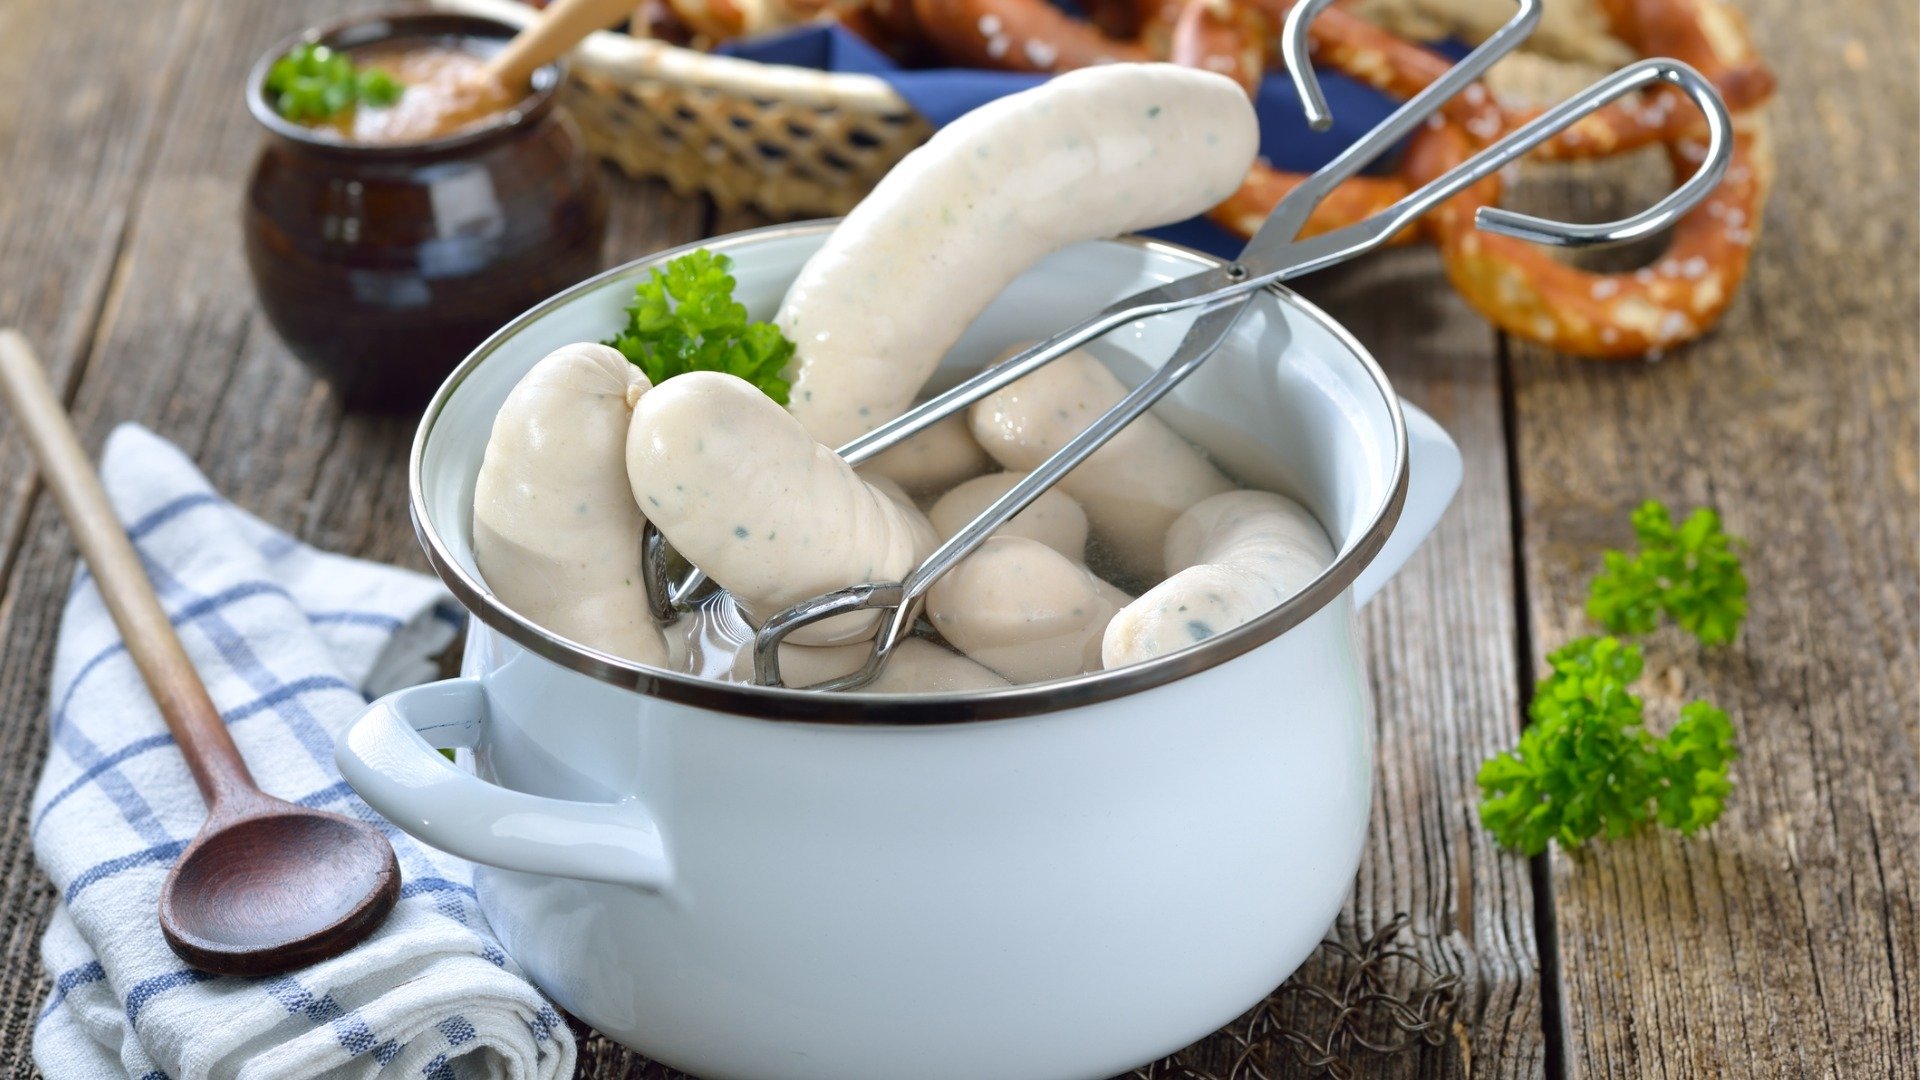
[1440,57,1732,248]
[1279,0,1343,131]
[1250,0,1541,259]
[1280,0,1541,134]
[1262,55,1734,282]
[1472,58,1733,246]
[749,582,905,690]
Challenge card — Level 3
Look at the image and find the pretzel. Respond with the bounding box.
[1278,2,1513,136]
[1208,164,1417,241]
[1079,0,1163,39]
[909,0,1148,71]
[653,0,846,45]
[632,0,698,44]
[1350,0,1635,67]
[1383,0,1773,355]
[840,0,940,63]
[1236,0,1709,157]
[1169,0,1274,92]
[1134,0,1187,54]
[1188,0,1775,245]
[658,0,751,41]
[1174,0,1772,355]
[1403,111,1771,357]
[1307,0,1774,159]
[1184,0,1742,244]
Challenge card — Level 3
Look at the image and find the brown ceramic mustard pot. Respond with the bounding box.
[244,11,607,411]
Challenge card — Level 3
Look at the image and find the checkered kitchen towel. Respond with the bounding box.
[29,425,575,1079]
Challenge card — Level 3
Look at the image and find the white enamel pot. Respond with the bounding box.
[337,223,1462,1080]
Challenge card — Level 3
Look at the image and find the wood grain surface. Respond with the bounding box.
[1501,0,1920,1076]
[0,0,225,1064]
[0,0,1912,1075]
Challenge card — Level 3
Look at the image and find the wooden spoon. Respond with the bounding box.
[485,0,644,91]
[0,330,399,977]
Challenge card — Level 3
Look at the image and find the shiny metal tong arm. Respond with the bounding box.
[732,0,1732,689]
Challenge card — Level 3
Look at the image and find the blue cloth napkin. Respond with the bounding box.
[31,426,574,1079]
[716,23,1418,255]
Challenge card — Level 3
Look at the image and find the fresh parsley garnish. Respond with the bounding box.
[604,249,794,404]
[357,66,405,108]
[1477,636,1737,856]
[266,43,406,123]
[1479,499,1748,855]
[1587,500,1747,645]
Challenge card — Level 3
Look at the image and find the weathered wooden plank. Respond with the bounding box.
[0,0,416,1068]
[0,0,217,1069]
[0,0,198,551]
[0,0,710,1071]
[1311,251,1542,1080]
[1503,0,1920,1076]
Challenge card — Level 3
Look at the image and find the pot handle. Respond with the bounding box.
[336,678,671,890]
[1352,400,1462,608]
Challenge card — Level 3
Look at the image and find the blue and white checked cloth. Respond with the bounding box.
[29,425,576,1080]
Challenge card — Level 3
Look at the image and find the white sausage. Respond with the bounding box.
[472,343,667,666]
[969,348,1234,580]
[625,371,937,645]
[858,415,995,497]
[864,473,917,511]
[927,471,1089,559]
[776,64,1259,447]
[1102,490,1333,668]
[927,536,1130,684]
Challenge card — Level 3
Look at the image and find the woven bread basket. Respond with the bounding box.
[434,0,932,217]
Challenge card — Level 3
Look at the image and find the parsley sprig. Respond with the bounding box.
[1477,637,1737,856]
[1587,501,1747,645]
[1478,500,1747,855]
[267,43,405,123]
[605,249,794,404]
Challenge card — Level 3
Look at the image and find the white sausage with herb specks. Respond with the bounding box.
[858,414,995,496]
[928,471,1089,559]
[626,371,937,645]
[472,343,667,666]
[775,63,1260,447]
[1102,490,1334,667]
[969,347,1235,579]
[928,536,1130,684]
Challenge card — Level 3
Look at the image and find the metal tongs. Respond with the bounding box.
[648,0,1733,691]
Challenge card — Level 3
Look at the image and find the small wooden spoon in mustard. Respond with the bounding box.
[484,0,643,91]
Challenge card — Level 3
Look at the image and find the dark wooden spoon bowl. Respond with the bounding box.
[0,330,400,977]
[160,791,398,976]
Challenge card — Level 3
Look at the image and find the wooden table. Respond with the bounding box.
[0,0,1912,1075]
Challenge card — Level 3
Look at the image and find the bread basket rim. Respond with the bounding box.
[431,0,918,115]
